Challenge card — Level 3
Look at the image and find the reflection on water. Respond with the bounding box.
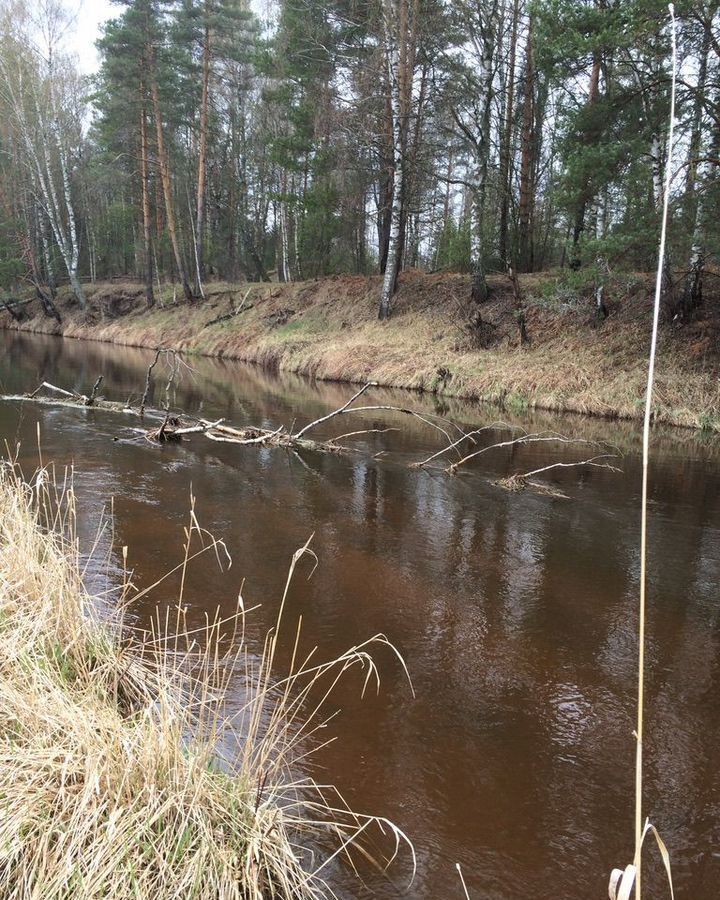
[1,331,720,899]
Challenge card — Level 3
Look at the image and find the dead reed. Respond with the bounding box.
[0,460,413,899]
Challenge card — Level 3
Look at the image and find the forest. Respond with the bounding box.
[0,0,716,325]
[2,4,720,900]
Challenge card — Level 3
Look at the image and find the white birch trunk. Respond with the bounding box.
[470,175,486,304]
[682,155,712,314]
[594,193,608,318]
[0,51,87,309]
[650,132,663,211]
[282,211,291,282]
[280,199,291,283]
[57,138,84,305]
[469,21,494,305]
[378,0,403,320]
[293,188,303,281]
[649,131,674,308]
[34,116,85,308]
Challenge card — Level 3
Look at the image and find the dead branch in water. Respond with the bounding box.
[496,454,622,493]
[139,349,163,415]
[293,383,377,439]
[87,376,104,406]
[203,424,285,446]
[513,455,622,481]
[17,369,474,461]
[7,373,623,495]
[411,422,516,468]
[295,391,467,454]
[447,432,600,474]
[146,417,226,444]
[28,381,77,401]
[27,377,105,407]
[139,348,196,417]
[327,427,399,444]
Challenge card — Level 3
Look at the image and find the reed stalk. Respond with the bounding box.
[0,460,413,899]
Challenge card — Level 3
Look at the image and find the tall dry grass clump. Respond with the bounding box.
[0,461,412,899]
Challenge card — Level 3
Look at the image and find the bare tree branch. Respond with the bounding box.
[448,432,600,474]
[294,382,378,439]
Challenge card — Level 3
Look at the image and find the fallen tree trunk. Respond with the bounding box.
[28,377,104,407]
[4,371,622,495]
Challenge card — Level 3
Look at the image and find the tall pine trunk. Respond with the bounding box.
[681,110,717,316]
[139,91,155,307]
[149,50,193,303]
[570,52,601,268]
[195,10,211,295]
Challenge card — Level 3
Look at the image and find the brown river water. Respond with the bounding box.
[1,330,719,899]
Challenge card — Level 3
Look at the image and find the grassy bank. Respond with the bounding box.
[0,464,409,898]
[2,270,719,429]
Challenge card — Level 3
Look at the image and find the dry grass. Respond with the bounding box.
[0,461,413,899]
[2,270,719,430]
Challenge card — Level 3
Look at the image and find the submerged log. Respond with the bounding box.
[27,377,104,407]
[3,372,623,495]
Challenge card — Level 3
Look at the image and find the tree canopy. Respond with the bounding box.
[0,0,716,319]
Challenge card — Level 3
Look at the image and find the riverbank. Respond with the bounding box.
[2,270,719,429]
[0,463,400,899]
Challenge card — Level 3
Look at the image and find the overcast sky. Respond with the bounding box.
[64,0,272,74]
[66,0,117,74]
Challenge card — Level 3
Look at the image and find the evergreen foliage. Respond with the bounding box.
[0,0,716,318]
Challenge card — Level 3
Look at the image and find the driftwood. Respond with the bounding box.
[293,382,468,451]
[140,348,173,416]
[411,422,515,468]
[447,432,602,474]
[13,373,465,459]
[140,383,623,493]
[5,362,623,495]
[146,416,226,444]
[27,377,105,407]
[496,455,622,494]
[412,423,621,490]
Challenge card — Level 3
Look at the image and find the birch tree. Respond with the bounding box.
[378,0,418,320]
[0,1,86,308]
[681,15,719,317]
[448,0,501,305]
[498,0,521,267]
[517,11,536,272]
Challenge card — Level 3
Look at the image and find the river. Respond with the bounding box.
[1,330,719,899]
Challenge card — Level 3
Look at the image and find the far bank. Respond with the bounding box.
[2,271,718,430]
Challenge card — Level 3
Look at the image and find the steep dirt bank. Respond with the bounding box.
[2,271,719,428]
